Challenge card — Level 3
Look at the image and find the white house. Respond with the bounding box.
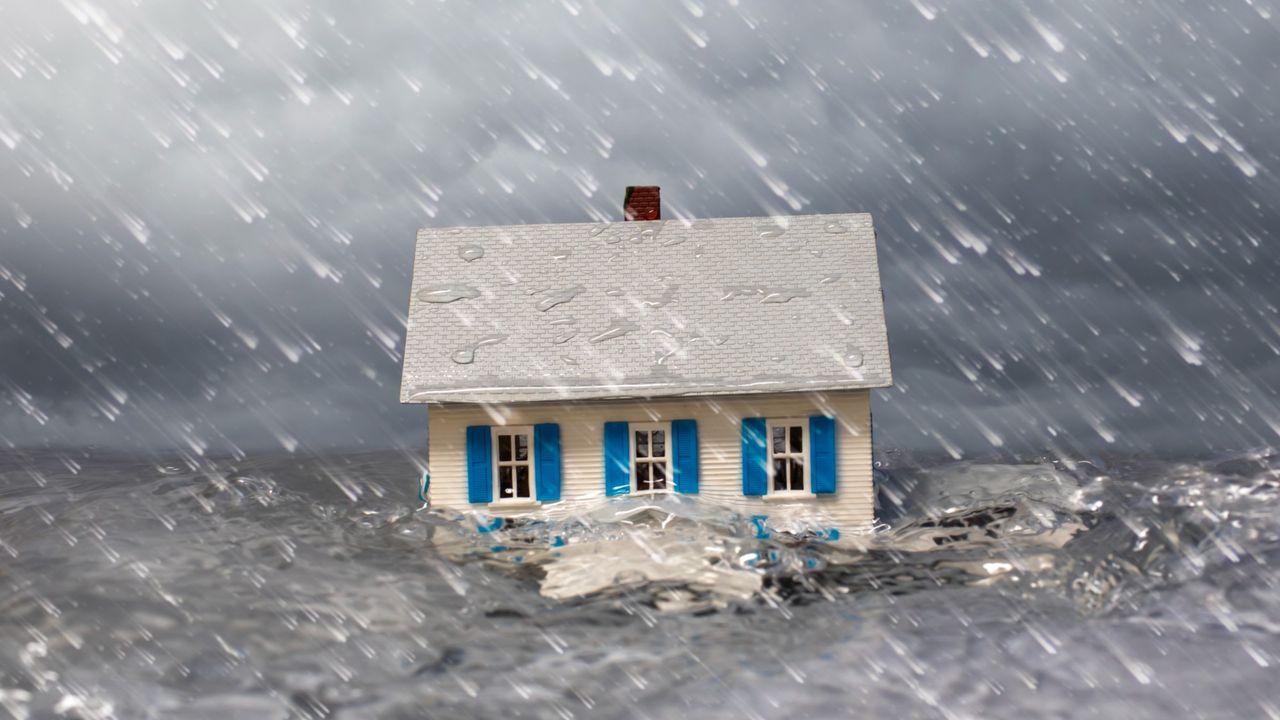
[400,187,893,538]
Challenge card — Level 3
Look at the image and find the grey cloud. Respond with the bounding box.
[0,0,1277,460]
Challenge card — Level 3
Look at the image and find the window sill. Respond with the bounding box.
[631,490,673,497]
[488,499,542,509]
[762,492,815,502]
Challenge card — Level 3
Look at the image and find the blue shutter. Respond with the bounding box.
[466,426,493,503]
[603,421,630,496]
[741,417,768,496]
[809,415,837,494]
[534,423,561,502]
[671,419,699,494]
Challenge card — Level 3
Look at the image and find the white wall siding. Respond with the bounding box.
[425,390,874,534]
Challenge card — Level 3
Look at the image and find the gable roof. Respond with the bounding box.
[400,213,892,403]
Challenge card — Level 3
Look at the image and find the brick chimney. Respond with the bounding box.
[623,186,660,221]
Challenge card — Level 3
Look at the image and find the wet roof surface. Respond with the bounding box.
[400,213,892,403]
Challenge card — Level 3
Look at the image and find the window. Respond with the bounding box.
[492,426,535,502]
[631,423,671,493]
[768,419,808,493]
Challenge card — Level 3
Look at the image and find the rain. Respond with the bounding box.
[1,0,1279,717]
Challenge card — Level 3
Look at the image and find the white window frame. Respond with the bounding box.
[765,418,812,498]
[490,425,538,505]
[630,422,673,495]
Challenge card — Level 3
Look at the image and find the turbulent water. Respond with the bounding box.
[1,449,1277,719]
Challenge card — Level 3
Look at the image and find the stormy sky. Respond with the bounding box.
[1,0,1278,460]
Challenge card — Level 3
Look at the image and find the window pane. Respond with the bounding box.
[773,458,788,491]
[499,466,513,496]
[498,434,512,462]
[516,466,530,498]
[515,434,529,461]
[772,427,785,454]
[635,462,650,491]
[652,462,667,490]
[789,426,803,453]
[636,430,649,458]
[790,458,805,491]
[652,430,665,458]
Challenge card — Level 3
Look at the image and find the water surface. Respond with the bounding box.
[0,449,1276,719]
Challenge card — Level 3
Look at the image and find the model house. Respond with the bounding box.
[400,187,893,537]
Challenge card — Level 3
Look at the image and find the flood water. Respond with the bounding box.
[1,448,1277,719]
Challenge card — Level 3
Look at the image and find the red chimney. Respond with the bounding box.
[623,186,660,221]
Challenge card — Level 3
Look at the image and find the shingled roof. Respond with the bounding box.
[399,213,892,403]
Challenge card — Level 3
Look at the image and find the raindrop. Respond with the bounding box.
[451,334,508,364]
[418,285,480,304]
[844,348,864,368]
[458,245,485,262]
[553,332,578,344]
[605,288,624,297]
[548,316,576,326]
[660,235,687,247]
[562,355,579,365]
[588,223,610,237]
[537,285,585,312]
[824,221,848,234]
[589,320,639,344]
[551,248,572,260]
[820,275,843,284]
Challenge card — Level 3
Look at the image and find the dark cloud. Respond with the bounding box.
[0,0,1277,460]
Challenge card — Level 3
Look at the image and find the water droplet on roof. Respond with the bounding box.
[844,349,865,368]
[588,223,609,237]
[722,286,811,303]
[588,320,638,344]
[450,334,507,364]
[824,221,848,234]
[721,286,761,301]
[551,248,572,260]
[548,316,576,326]
[761,288,811,304]
[642,285,678,308]
[418,285,480,303]
[458,245,485,262]
[759,227,786,239]
[552,331,578,344]
[562,355,579,365]
[536,285,585,312]
[820,275,843,284]
[660,235,687,247]
[605,288,624,297]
